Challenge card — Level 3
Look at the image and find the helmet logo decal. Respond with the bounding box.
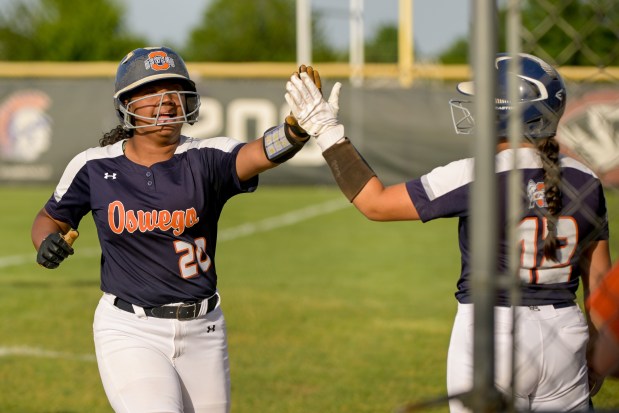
[144,51,176,71]
[527,180,547,208]
[555,90,564,102]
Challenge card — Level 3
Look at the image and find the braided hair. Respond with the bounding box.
[536,136,562,262]
[100,125,133,147]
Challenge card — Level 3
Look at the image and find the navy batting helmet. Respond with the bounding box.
[449,53,567,140]
[113,46,200,129]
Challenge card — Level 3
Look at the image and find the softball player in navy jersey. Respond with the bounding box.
[31,47,317,413]
[285,53,612,412]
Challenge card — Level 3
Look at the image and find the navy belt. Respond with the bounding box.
[113,294,219,320]
[550,301,576,309]
[493,301,577,309]
[522,301,576,309]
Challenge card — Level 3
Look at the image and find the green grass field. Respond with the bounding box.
[0,185,617,413]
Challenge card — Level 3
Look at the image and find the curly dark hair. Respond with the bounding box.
[100,125,133,147]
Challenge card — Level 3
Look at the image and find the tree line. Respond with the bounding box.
[0,0,616,65]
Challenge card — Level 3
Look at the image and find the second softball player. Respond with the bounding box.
[286,53,612,412]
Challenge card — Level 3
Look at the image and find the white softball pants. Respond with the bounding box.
[447,303,590,412]
[93,293,230,413]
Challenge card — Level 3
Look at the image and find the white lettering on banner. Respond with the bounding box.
[182,97,223,139]
[0,164,52,179]
[227,98,277,142]
[183,98,324,167]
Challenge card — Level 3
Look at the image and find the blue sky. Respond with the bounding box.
[128,0,470,59]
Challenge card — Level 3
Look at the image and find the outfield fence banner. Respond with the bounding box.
[0,77,617,188]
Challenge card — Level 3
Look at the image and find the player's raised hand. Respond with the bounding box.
[297,64,322,93]
[285,71,344,151]
[37,230,78,269]
[285,65,322,139]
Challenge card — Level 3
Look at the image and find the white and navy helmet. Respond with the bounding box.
[113,46,200,129]
[450,53,567,140]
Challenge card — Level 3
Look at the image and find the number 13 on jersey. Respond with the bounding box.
[518,216,578,284]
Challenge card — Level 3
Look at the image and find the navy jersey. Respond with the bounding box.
[44,136,258,307]
[406,147,609,306]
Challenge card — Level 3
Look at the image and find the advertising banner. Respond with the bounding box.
[0,78,616,187]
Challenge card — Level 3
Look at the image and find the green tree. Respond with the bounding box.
[435,38,468,65]
[438,0,619,66]
[519,0,618,66]
[0,0,146,61]
[184,0,337,62]
[365,24,398,63]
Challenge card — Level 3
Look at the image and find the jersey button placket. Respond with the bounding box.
[145,170,155,191]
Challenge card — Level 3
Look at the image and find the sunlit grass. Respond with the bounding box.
[0,185,617,412]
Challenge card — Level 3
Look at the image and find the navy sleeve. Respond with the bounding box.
[405,158,474,222]
[44,151,93,229]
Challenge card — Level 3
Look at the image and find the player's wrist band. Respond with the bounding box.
[322,138,376,202]
[262,123,309,163]
[113,293,219,320]
[315,124,345,152]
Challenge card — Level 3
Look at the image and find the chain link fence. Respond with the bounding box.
[394,0,619,412]
[478,1,617,412]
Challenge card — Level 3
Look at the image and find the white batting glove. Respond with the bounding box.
[285,72,345,152]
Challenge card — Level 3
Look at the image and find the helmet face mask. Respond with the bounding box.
[119,90,200,130]
[449,53,567,141]
[449,99,475,135]
[113,47,201,130]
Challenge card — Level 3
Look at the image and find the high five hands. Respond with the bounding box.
[285,66,344,151]
[285,65,321,137]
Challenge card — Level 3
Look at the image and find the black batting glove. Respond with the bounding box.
[37,232,74,269]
